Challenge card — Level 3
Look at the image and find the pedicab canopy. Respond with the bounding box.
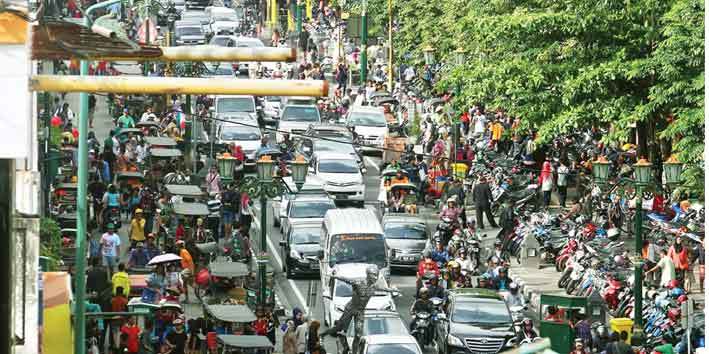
[195,241,219,255]
[165,184,204,197]
[218,334,274,349]
[208,261,249,278]
[172,202,210,216]
[149,148,183,158]
[144,136,178,147]
[206,304,257,323]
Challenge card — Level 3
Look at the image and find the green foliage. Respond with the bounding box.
[40,217,62,271]
[369,0,704,196]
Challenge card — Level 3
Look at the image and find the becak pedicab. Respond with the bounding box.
[386,183,419,214]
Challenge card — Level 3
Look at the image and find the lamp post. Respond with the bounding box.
[422,44,435,66]
[360,0,368,84]
[592,155,683,339]
[217,153,237,182]
[237,155,308,305]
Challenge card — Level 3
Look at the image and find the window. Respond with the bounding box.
[290,227,320,244]
[217,98,255,113]
[282,106,320,122]
[330,234,387,269]
[220,127,260,141]
[384,224,427,240]
[290,201,335,218]
[318,159,360,174]
[348,112,386,127]
[334,280,353,297]
[451,300,511,324]
[177,26,203,36]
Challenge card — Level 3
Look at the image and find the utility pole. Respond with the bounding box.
[295,0,302,36]
[359,0,367,84]
[387,0,393,92]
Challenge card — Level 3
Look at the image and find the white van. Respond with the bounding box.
[319,209,389,289]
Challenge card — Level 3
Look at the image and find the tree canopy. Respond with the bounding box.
[360,0,704,197]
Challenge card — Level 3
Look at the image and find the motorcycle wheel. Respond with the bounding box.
[565,278,578,295]
[557,269,571,288]
[555,257,565,272]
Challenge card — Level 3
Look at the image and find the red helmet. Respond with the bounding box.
[584,224,597,235]
[677,295,689,304]
[609,279,623,290]
[668,279,681,289]
[668,308,681,321]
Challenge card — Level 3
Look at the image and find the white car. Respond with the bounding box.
[204,62,235,78]
[346,106,388,153]
[213,95,259,124]
[312,153,364,206]
[338,311,409,354]
[272,175,326,227]
[262,96,283,125]
[354,335,423,354]
[277,104,321,143]
[281,195,336,237]
[205,6,239,35]
[322,263,398,328]
[216,123,261,168]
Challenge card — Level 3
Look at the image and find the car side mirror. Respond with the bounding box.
[317,250,324,260]
[279,240,287,247]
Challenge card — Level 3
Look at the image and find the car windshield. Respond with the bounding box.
[266,96,281,102]
[211,37,234,46]
[346,317,408,337]
[291,227,320,244]
[319,159,359,174]
[210,66,233,76]
[334,280,353,297]
[290,201,335,218]
[218,98,255,113]
[348,112,386,127]
[367,344,419,354]
[315,140,355,153]
[221,128,260,141]
[213,14,236,21]
[282,106,320,122]
[330,234,387,268]
[384,224,427,240]
[237,39,264,47]
[451,300,511,324]
[177,27,202,36]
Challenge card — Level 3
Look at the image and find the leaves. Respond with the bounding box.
[362,0,703,197]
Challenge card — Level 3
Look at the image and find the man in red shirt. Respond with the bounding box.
[111,286,128,312]
[120,317,141,354]
[416,250,440,293]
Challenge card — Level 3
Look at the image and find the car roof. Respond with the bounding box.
[289,220,323,229]
[449,288,503,300]
[291,195,333,202]
[332,263,378,279]
[350,106,384,114]
[216,95,254,99]
[366,335,419,345]
[382,213,427,225]
[284,104,318,108]
[324,209,383,236]
[315,152,357,161]
[220,123,260,132]
[362,310,403,318]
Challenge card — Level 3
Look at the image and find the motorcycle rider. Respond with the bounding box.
[454,248,474,274]
[427,277,446,300]
[440,197,462,223]
[489,240,511,265]
[492,267,513,291]
[517,318,539,343]
[409,287,434,331]
[476,273,491,289]
[431,241,451,266]
[503,282,526,308]
[416,250,440,295]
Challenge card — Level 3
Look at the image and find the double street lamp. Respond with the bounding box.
[592,155,683,340]
[218,154,309,304]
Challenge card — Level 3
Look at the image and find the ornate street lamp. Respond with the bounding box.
[633,158,653,186]
[291,155,308,191]
[256,155,275,182]
[422,44,435,65]
[217,152,236,181]
[592,155,611,185]
[454,47,466,66]
[663,155,683,186]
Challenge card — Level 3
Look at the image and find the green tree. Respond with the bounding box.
[40,217,62,271]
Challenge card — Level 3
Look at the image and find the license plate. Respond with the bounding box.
[310,263,319,270]
[336,194,347,199]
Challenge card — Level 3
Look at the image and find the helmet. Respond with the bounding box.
[668,279,681,289]
[366,265,379,283]
[419,287,429,296]
[670,287,686,297]
[613,255,625,266]
[448,260,460,269]
[499,267,508,274]
[509,282,519,293]
[677,294,688,304]
[494,240,503,247]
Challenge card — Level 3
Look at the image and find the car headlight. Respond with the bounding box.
[447,335,464,347]
[290,250,301,260]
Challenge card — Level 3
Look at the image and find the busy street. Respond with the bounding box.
[0,0,706,354]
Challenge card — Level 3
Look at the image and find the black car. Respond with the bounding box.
[279,220,322,278]
[383,214,428,271]
[435,288,517,354]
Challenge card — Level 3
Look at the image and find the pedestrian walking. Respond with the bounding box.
[129,209,146,248]
[101,223,121,274]
[539,160,553,208]
[556,160,569,207]
[646,248,676,287]
[307,320,322,354]
[668,236,690,288]
[112,263,131,296]
[473,176,497,229]
[282,320,298,354]
[88,94,96,128]
[295,315,310,354]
